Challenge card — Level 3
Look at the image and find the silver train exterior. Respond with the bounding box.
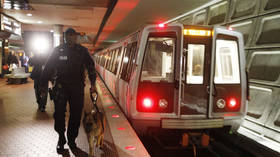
[94,23,247,135]
[171,0,280,144]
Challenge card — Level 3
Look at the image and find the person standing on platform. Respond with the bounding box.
[29,53,48,112]
[40,28,97,153]
[7,51,19,73]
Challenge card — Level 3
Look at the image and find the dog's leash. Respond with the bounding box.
[90,91,105,131]
[90,91,100,113]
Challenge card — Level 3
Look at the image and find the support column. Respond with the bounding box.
[53,24,63,47]
[0,40,2,76]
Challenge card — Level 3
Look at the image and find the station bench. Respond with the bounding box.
[5,67,30,84]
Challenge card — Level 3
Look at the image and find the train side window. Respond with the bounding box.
[98,55,102,65]
[256,15,280,45]
[104,52,110,69]
[230,21,252,46]
[107,51,112,71]
[208,1,228,25]
[126,42,138,81]
[264,0,280,11]
[106,52,110,70]
[95,56,99,64]
[121,44,132,81]
[186,44,205,84]
[103,53,106,68]
[100,54,105,67]
[109,50,115,72]
[114,47,122,74]
[141,33,176,83]
[193,10,206,25]
[119,47,127,76]
[249,51,280,81]
[214,39,240,84]
[101,54,105,67]
[112,48,121,74]
[231,0,258,20]
[94,55,98,64]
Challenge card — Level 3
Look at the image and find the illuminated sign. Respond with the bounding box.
[183,29,212,36]
[0,14,21,36]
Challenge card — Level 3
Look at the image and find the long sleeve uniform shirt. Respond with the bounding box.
[41,43,96,87]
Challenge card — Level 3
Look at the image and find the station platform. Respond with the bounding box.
[0,77,149,157]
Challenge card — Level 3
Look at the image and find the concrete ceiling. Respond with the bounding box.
[1,0,108,36]
[1,0,213,49]
[98,0,211,48]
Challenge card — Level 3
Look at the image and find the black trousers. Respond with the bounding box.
[53,85,84,142]
[34,79,48,109]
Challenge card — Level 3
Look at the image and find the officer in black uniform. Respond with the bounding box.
[41,28,96,153]
[29,54,48,112]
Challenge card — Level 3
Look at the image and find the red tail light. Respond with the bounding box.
[137,82,174,113]
[228,98,237,108]
[158,23,165,28]
[143,98,153,108]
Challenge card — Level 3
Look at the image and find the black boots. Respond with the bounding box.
[68,139,77,150]
[56,134,66,154]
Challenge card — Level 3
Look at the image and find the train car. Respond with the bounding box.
[173,0,280,146]
[94,23,247,137]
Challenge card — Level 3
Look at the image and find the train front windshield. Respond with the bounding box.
[141,33,176,83]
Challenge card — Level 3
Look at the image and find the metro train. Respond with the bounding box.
[94,23,248,136]
[172,0,280,145]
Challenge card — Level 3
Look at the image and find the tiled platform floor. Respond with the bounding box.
[0,78,118,157]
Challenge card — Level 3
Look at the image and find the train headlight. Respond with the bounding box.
[159,99,168,108]
[217,99,226,108]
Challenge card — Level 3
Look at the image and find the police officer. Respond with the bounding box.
[29,54,48,112]
[41,28,96,153]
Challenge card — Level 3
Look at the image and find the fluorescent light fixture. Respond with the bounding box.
[50,30,54,33]
[3,4,12,9]
[13,3,20,7]
[37,21,43,24]
[26,13,32,16]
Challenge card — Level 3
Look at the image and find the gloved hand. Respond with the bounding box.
[40,87,48,97]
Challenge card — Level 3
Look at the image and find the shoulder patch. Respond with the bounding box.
[59,56,67,60]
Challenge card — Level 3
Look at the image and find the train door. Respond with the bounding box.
[181,27,247,119]
[208,27,247,118]
[118,43,132,114]
[180,28,212,118]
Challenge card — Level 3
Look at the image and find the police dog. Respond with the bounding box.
[83,109,106,157]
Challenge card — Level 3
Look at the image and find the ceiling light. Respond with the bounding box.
[50,30,54,33]
[31,36,50,53]
[37,21,42,24]
[3,4,12,9]
[26,13,32,16]
[13,3,20,7]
